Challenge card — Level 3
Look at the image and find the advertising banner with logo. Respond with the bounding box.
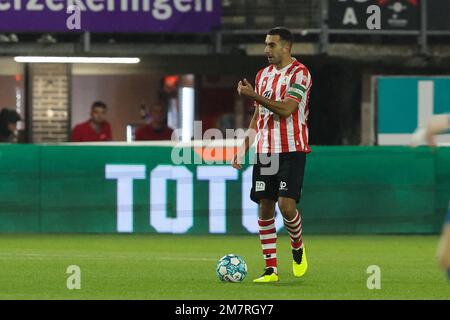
[328,0,419,30]
[0,0,221,32]
[0,144,448,235]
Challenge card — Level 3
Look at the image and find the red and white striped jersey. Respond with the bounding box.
[254,58,312,154]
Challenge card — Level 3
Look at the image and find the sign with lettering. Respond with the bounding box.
[0,0,221,32]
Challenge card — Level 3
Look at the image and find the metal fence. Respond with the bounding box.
[0,0,449,56]
[220,0,450,55]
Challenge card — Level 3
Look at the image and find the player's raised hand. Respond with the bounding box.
[411,127,437,147]
[410,127,426,147]
[411,114,449,147]
[237,78,255,98]
[425,130,437,147]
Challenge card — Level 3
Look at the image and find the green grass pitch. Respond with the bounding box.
[0,234,449,299]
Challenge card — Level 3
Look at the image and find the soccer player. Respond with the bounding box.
[412,114,450,280]
[231,27,312,283]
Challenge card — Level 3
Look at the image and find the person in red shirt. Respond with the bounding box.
[71,101,112,142]
[135,103,174,141]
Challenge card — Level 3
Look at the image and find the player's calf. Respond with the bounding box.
[437,211,450,280]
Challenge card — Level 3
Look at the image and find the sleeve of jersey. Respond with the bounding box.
[286,72,309,104]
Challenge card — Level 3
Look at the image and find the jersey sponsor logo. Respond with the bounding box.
[255,181,266,192]
[262,89,272,99]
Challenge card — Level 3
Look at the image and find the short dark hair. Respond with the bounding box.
[0,108,21,135]
[268,26,293,46]
[91,101,107,110]
[150,101,166,113]
[0,108,21,124]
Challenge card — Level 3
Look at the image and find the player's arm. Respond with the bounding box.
[424,114,450,146]
[411,114,450,146]
[242,105,259,152]
[237,78,298,118]
[231,106,258,170]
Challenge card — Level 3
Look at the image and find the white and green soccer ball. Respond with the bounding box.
[216,254,248,282]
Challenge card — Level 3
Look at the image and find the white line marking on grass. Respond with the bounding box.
[0,252,217,262]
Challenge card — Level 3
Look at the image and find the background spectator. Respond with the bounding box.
[71,101,112,142]
[135,102,174,141]
[0,108,21,143]
[217,95,247,136]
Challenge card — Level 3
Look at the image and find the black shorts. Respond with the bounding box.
[250,152,306,204]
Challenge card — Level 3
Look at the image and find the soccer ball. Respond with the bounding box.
[216,254,248,282]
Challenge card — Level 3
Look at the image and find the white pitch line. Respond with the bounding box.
[0,252,217,262]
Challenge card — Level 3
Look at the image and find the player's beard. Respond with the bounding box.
[267,55,280,66]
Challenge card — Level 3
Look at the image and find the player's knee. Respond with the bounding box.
[277,199,296,219]
[259,199,275,219]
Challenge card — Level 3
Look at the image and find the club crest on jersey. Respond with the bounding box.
[262,89,272,98]
[262,79,268,88]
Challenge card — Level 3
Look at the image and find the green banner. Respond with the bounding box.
[0,145,448,234]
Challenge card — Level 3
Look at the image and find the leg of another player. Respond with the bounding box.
[437,210,450,280]
[278,197,307,277]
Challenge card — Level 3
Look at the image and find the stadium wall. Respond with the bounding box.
[0,144,448,234]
